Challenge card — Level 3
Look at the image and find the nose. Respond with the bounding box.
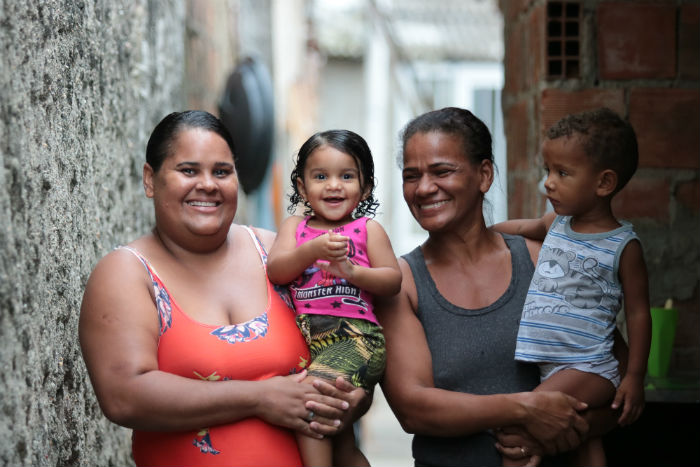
[197,173,217,192]
[543,173,554,192]
[415,174,437,196]
[326,176,342,190]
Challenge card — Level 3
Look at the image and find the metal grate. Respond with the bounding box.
[546,1,581,79]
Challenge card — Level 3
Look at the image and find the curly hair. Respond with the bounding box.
[546,107,638,193]
[288,129,379,218]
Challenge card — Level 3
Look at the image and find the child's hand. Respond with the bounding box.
[311,230,348,263]
[315,258,354,282]
[611,374,645,426]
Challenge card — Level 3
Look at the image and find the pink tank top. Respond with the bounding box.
[289,216,378,324]
[126,227,309,467]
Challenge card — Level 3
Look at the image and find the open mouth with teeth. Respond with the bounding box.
[323,197,345,204]
[419,200,448,210]
[187,201,220,207]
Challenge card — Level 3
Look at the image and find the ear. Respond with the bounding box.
[478,159,495,194]
[596,169,618,197]
[296,177,308,201]
[143,163,155,198]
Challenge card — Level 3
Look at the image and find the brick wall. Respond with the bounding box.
[499,0,700,374]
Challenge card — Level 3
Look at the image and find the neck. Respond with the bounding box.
[570,203,620,233]
[422,218,500,264]
[153,225,232,259]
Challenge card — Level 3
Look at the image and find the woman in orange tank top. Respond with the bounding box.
[79,111,369,466]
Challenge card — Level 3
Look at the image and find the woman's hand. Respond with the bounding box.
[306,376,372,436]
[517,391,589,455]
[256,371,339,439]
[495,426,543,466]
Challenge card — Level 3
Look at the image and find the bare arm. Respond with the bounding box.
[377,260,588,450]
[492,212,557,241]
[317,219,402,296]
[612,239,651,425]
[497,329,630,460]
[79,248,344,437]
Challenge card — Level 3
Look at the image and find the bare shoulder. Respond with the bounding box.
[398,257,417,309]
[276,215,305,236]
[80,243,158,332]
[86,245,148,288]
[365,218,389,235]
[524,237,542,266]
[248,225,277,251]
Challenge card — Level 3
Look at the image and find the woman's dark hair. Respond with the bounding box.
[399,107,494,167]
[289,129,379,218]
[546,107,638,193]
[146,110,237,172]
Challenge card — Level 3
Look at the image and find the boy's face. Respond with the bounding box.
[541,135,605,217]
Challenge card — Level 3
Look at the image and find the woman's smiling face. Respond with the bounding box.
[145,128,239,239]
[402,131,492,234]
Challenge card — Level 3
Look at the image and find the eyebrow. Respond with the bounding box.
[403,161,458,172]
[175,161,234,168]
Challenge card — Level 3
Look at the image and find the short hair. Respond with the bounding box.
[146,110,236,173]
[289,129,379,217]
[399,107,494,167]
[546,107,638,193]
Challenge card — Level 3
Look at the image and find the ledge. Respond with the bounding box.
[644,373,700,404]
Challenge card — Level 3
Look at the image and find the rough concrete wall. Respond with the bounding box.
[0,1,185,465]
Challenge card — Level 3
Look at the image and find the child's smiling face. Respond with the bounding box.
[297,145,366,228]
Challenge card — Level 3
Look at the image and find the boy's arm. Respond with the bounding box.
[492,212,557,241]
[266,216,322,284]
[317,219,402,296]
[612,239,651,425]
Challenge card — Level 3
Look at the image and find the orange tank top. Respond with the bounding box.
[127,227,309,467]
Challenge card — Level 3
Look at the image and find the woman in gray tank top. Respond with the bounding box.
[376,107,621,467]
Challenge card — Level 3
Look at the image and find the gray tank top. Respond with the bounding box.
[403,233,540,467]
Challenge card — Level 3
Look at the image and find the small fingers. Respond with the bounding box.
[611,391,624,410]
[494,443,527,458]
[495,443,537,463]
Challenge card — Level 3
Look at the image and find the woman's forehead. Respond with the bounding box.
[404,132,466,163]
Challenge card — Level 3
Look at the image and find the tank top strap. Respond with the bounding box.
[242,225,269,266]
[117,245,163,283]
[116,245,173,336]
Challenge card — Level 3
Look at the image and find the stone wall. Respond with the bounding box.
[0,1,186,464]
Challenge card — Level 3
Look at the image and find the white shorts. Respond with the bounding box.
[539,355,621,388]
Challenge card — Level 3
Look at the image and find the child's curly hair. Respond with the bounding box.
[288,129,379,218]
[547,107,638,194]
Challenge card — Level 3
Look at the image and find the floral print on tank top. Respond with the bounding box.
[122,235,305,460]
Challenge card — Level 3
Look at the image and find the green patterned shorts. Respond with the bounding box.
[296,314,386,390]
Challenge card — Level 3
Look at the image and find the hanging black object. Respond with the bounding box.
[218,57,275,194]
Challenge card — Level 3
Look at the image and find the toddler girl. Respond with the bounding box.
[268,129,402,466]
